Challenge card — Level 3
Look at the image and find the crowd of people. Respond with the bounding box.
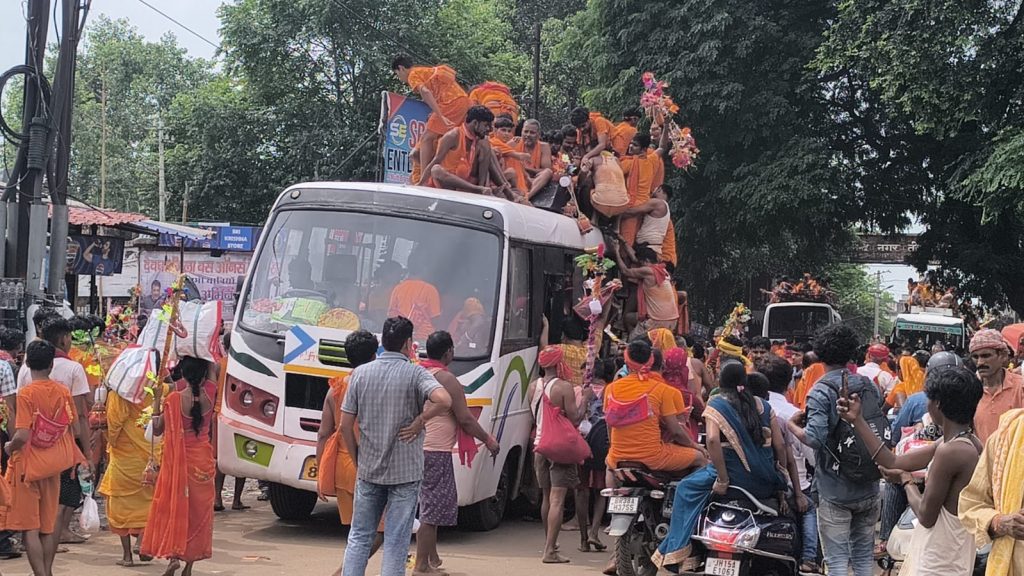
[0,307,241,576]
[390,55,687,333]
[0,296,1022,576]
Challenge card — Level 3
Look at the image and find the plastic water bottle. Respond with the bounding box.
[0,280,10,309]
[77,464,93,496]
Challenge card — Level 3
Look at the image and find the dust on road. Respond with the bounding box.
[0,499,612,576]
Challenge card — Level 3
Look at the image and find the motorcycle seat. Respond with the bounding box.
[611,461,678,486]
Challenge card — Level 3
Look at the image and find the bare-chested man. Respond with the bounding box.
[425,105,516,199]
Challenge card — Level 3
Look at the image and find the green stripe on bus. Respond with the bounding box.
[229,348,276,377]
[463,368,495,394]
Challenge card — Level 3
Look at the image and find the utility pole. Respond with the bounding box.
[46,0,86,301]
[532,22,541,120]
[12,0,52,295]
[99,71,107,208]
[157,112,166,221]
[873,270,881,338]
[182,181,189,224]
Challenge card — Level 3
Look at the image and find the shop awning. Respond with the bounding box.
[132,219,215,241]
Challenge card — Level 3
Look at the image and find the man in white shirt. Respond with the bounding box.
[857,343,897,395]
[18,317,92,545]
[758,354,820,574]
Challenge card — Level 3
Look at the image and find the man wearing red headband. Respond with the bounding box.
[528,345,591,565]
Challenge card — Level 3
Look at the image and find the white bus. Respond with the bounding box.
[762,301,842,343]
[218,182,602,530]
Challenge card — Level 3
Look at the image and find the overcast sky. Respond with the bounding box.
[1,0,222,73]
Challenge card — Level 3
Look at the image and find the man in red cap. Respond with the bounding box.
[859,343,897,396]
[970,328,1024,443]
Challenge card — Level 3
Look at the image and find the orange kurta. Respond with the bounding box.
[604,374,699,471]
[141,391,215,563]
[661,220,678,266]
[3,379,76,533]
[794,362,826,409]
[619,153,660,246]
[407,65,470,136]
[579,112,615,153]
[469,81,519,124]
[388,279,442,340]
[611,122,638,156]
[490,136,528,192]
[651,152,665,189]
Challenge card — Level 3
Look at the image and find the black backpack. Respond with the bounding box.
[821,370,892,483]
[584,418,609,472]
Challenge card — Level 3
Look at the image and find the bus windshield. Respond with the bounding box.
[239,209,501,358]
[766,305,832,340]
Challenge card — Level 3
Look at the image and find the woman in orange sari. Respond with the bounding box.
[141,356,216,576]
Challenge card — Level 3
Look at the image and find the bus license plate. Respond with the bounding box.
[705,557,740,576]
[607,496,639,514]
[300,456,319,481]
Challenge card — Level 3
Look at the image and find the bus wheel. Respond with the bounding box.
[459,457,511,532]
[267,482,317,521]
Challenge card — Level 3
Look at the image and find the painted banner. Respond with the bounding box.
[139,250,251,321]
[381,91,430,184]
[66,235,125,276]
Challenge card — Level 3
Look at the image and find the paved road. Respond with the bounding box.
[1,497,613,576]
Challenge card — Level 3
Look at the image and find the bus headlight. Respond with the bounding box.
[262,401,277,418]
[240,390,255,407]
[243,440,259,458]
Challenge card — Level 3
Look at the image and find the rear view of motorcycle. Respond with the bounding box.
[602,463,676,576]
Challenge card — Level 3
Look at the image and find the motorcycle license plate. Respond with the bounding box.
[705,557,740,576]
[607,496,639,514]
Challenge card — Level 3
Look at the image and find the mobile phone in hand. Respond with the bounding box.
[841,370,850,401]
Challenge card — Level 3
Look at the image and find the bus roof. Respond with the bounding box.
[279,181,600,250]
[895,313,965,327]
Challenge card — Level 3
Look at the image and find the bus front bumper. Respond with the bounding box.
[217,415,318,492]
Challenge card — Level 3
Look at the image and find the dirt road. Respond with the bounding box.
[1,498,613,576]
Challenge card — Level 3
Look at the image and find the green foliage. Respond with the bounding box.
[826,264,894,342]
[556,0,855,322]
[815,0,1024,314]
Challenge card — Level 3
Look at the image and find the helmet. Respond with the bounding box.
[926,351,963,372]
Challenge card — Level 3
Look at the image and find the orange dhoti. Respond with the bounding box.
[619,153,660,247]
[426,96,470,136]
[2,457,59,533]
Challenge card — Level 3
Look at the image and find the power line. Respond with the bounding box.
[326,0,473,86]
[134,0,220,52]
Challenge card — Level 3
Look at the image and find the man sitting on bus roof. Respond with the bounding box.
[514,119,554,201]
[424,105,518,200]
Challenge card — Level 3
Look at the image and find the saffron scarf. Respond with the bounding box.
[989,409,1024,576]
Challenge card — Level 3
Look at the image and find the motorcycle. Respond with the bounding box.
[604,461,802,576]
[687,485,801,576]
[602,462,676,576]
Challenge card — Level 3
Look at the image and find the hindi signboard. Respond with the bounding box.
[848,234,924,265]
[139,250,251,321]
[381,91,430,184]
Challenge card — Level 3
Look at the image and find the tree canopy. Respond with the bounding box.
[5,0,1021,320]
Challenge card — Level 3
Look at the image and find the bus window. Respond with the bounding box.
[505,246,531,340]
[239,209,501,358]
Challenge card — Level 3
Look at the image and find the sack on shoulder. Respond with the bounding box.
[535,381,592,465]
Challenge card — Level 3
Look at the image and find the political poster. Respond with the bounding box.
[66,235,125,276]
[139,250,252,321]
[381,91,430,184]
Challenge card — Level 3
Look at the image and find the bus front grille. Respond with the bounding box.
[284,373,330,411]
